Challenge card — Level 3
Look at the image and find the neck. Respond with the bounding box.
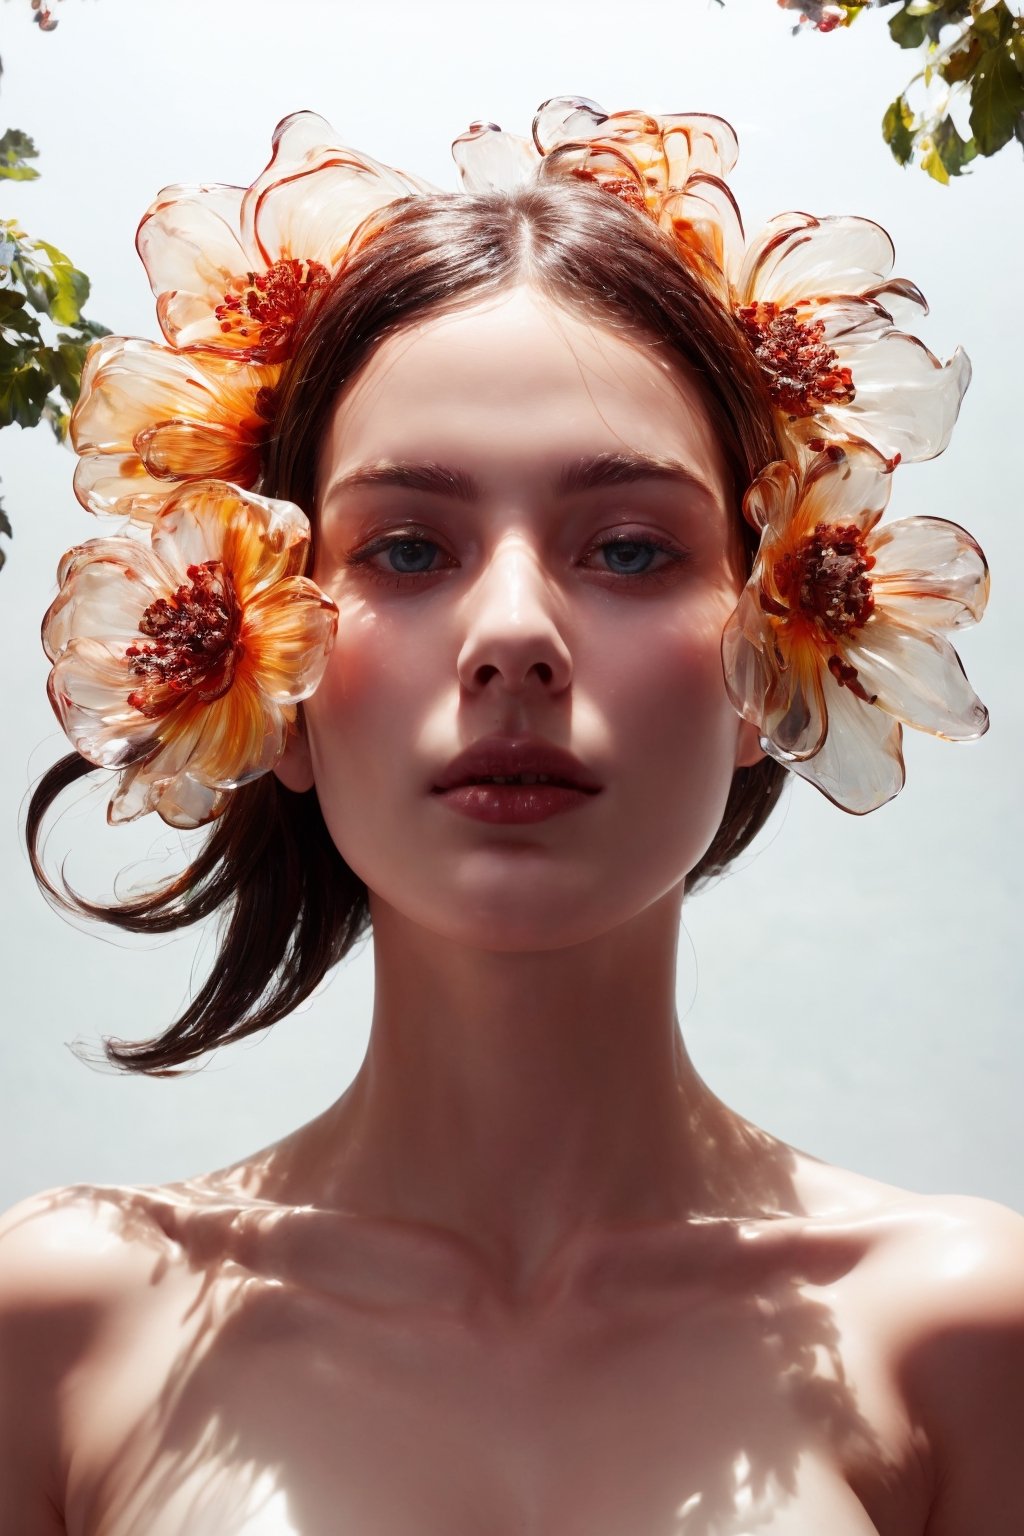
[265,888,798,1295]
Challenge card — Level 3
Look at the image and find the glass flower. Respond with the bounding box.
[452,95,738,219]
[43,480,338,828]
[720,211,970,464]
[721,443,989,814]
[136,110,437,361]
[70,337,280,522]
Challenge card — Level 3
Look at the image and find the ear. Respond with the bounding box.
[734,716,765,771]
[273,714,316,793]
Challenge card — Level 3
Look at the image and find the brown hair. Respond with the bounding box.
[27,179,786,1075]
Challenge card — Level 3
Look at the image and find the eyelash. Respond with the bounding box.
[344,528,690,589]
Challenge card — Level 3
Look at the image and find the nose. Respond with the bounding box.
[456,535,573,696]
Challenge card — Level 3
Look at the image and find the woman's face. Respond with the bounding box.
[282,285,760,949]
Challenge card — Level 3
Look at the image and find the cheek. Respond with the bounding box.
[302,600,442,843]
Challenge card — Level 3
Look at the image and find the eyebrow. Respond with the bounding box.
[323,451,721,507]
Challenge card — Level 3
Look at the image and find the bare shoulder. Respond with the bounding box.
[812,1181,1024,1536]
[0,1183,179,1536]
[879,1194,1024,1536]
[794,1156,1024,1324]
[0,1180,178,1304]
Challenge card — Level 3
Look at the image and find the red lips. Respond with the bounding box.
[432,735,602,794]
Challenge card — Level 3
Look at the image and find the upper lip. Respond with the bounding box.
[432,735,603,793]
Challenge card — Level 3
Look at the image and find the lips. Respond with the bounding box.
[432,735,602,794]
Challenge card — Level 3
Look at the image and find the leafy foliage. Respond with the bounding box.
[774,0,1024,182]
[0,215,108,572]
[0,127,40,180]
[0,233,108,441]
[0,1,91,570]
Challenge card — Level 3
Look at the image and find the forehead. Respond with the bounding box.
[318,285,730,500]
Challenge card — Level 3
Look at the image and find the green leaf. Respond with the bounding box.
[932,114,978,175]
[0,358,52,429]
[882,94,917,162]
[11,238,90,325]
[0,289,44,347]
[889,4,929,48]
[920,137,950,182]
[0,494,11,542]
[970,33,1024,155]
[972,0,1014,47]
[0,128,40,182]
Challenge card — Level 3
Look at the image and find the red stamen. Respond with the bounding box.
[214,257,331,358]
[126,561,242,715]
[774,522,875,638]
[735,300,855,418]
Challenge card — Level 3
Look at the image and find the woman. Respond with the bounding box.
[1,100,1019,1535]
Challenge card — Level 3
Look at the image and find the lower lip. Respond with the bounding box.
[434,784,599,824]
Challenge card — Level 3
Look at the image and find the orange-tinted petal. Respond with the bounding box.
[241,578,339,703]
[871,516,990,630]
[843,618,989,741]
[774,665,905,815]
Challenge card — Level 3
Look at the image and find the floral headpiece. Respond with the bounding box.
[44,97,989,827]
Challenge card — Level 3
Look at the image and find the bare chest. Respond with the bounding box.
[61,1259,920,1536]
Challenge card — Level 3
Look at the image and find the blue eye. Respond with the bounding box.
[600,540,658,574]
[385,538,440,574]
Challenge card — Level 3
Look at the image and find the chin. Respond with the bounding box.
[369,860,691,954]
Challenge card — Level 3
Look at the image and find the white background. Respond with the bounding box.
[0,0,1020,1215]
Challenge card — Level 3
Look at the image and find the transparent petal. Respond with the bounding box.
[819,336,971,463]
[532,97,738,187]
[814,297,896,347]
[70,338,275,497]
[739,213,896,305]
[241,578,339,703]
[245,154,425,271]
[742,460,800,534]
[844,618,989,741]
[659,113,740,178]
[47,645,159,767]
[722,585,828,760]
[151,774,231,829]
[772,665,906,815]
[135,184,252,323]
[452,123,540,192]
[187,675,292,788]
[43,538,170,661]
[109,747,229,829]
[151,481,312,600]
[533,96,610,153]
[797,441,894,533]
[660,174,744,294]
[135,421,262,485]
[871,516,990,629]
[259,110,352,173]
[861,277,929,328]
[73,452,170,523]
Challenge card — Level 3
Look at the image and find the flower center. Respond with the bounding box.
[126,561,242,716]
[215,257,331,356]
[570,166,650,216]
[774,522,875,638]
[735,301,855,417]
